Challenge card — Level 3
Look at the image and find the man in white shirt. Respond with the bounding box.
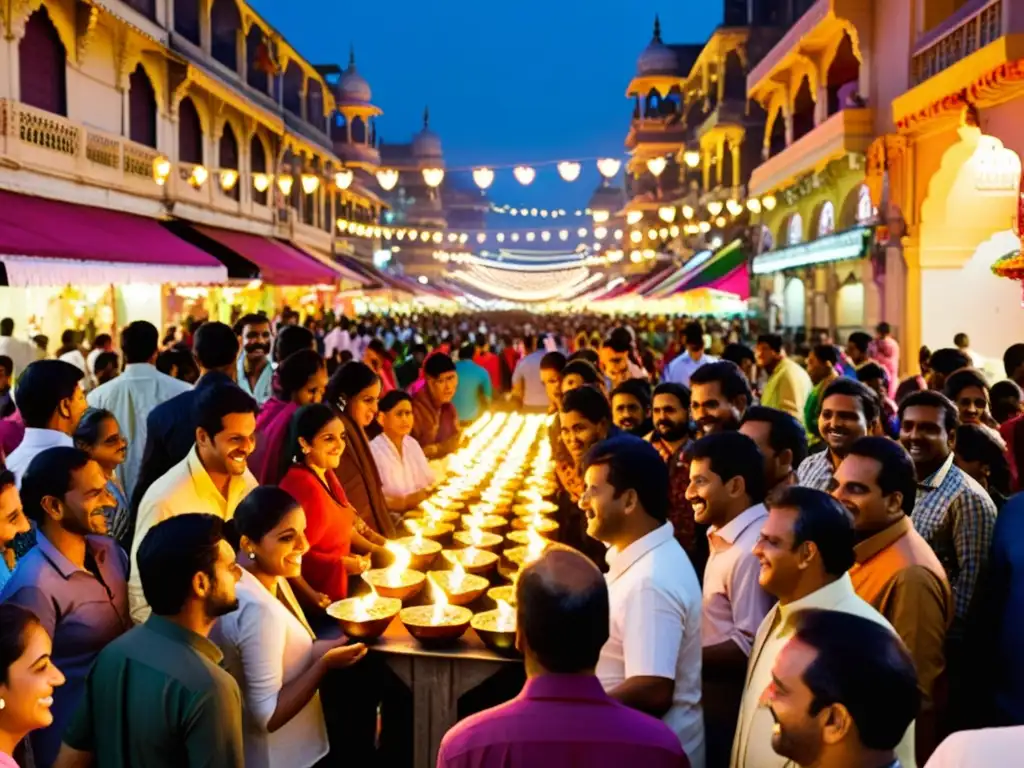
[233,314,275,406]
[88,322,192,500]
[5,360,88,487]
[731,486,916,768]
[581,434,705,768]
[130,384,259,623]
[665,322,718,388]
[0,318,36,383]
[925,726,1024,768]
[687,431,775,768]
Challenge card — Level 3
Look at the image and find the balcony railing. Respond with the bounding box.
[912,0,1004,85]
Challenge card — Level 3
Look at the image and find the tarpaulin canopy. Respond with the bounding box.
[645,240,749,299]
[190,225,343,286]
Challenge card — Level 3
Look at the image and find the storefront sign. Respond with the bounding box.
[751,226,872,275]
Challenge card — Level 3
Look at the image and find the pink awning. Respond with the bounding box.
[0,190,227,286]
[193,225,341,286]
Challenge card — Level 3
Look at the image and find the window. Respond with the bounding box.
[251,135,268,206]
[856,185,874,224]
[817,201,835,237]
[19,7,67,116]
[282,61,303,117]
[787,213,804,245]
[174,0,200,46]
[210,0,241,72]
[128,65,156,148]
[246,27,269,92]
[219,124,239,200]
[178,97,203,164]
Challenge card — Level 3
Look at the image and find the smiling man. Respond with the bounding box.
[610,379,652,436]
[130,384,259,624]
[689,361,751,438]
[234,313,275,406]
[797,378,880,493]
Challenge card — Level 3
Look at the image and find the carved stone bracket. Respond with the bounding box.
[4,0,45,41]
[74,0,98,63]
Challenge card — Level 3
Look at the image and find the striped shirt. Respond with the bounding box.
[795,450,836,492]
[912,453,996,629]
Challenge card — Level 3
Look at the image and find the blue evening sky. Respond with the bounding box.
[251,0,721,229]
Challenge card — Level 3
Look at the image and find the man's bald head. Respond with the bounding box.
[516,547,609,674]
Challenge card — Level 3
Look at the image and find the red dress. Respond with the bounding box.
[280,464,355,600]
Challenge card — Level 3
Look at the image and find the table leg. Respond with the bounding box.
[384,655,507,768]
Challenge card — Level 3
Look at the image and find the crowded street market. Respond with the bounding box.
[3,1,1024,768]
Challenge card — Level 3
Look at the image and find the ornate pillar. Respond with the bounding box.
[2,7,30,102]
[716,56,725,104]
[701,61,711,109]
[199,0,212,54]
[784,110,794,146]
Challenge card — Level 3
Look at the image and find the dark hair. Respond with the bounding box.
[540,351,567,373]
[810,344,838,366]
[457,344,475,361]
[93,351,119,376]
[955,424,1011,497]
[0,468,14,493]
[689,360,753,404]
[275,325,315,365]
[821,377,880,425]
[684,322,704,347]
[0,318,12,336]
[423,352,456,378]
[766,486,855,576]
[603,329,632,354]
[856,361,889,389]
[561,359,602,386]
[898,390,959,434]
[409,343,428,359]
[14,360,84,428]
[229,486,302,550]
[517,549,609,673]
[0,355,11,378]
[954,332,970,349]
[740,406,809,470]
[689,431,767,503]
[929,348,972,377]
[325,361,380,412]
[0,604,41,685]
[652,381,691,411]
[20,447,92,525]
[195,383,258,439]
[944,368,990,402]
[894,375,925,404]
[92,333,112,350]
[876,322,891,336]
[60,329,76,346]
[568,349,601,367]
[560,384,611,424]
[137,514,228,616]
[156,348,198,381]
[610,378,651,411]
[121,321,159,365]
[846,437,917,516]
[283,403,338,475]
[73,407,118,449]
[847,332,872,355]
[193,322,240,370]
[1003,343,1024,378]
[722,343,755,367]
[757,333,784,354]
[991,379,1024,423]
[793,610,920,751]
[583,435,669,523]
[378,389,412,413]
[277,349,325,400]
[233,313,270,336]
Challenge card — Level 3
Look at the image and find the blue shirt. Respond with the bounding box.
[513,350,548,409]
[452,360,493,422]
[663,351,718,388]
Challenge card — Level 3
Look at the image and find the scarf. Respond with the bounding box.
[248,396,298,485]
[332,408,396,538]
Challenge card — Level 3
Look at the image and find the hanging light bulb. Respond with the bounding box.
[472,167,495,189]
[422,167,445,187]
[526,232,535,242]
[646,156,668,177]
[658,227,669,239]
[707,200,724,216]
[577,227,588,237]
[276,173,294,196]
[699,221,711,233]
[497,233,506,242]
[334,168,354,190]
[682,205,694,220]
[658,206,676,223]
[335,219,348,232]
[301,173,320,195]
[747,198,762,214]
[520,208,529,216]
[530,208,538,216]
[540,209,549,217]
[591,209,610,224]
[541,231,551,242]
[152,155,172,186]
[557,161,582,182]
[683,150,701,168]
[762,194,777,211]
[383,228,393,239]
[396,229,407,240]
[597,158,622,178]
[511,232,520,242]
[432,231,443,244]
[594,226,608,240]
[509,209,519,216]
[219,169,238,191]
[447,232,458,243]
[630,230,643,244]
[726,199,744,216]
[189,165,209,189]
[476,233,486,244]
[647,228,659,240]
[252,172,272,193]
[630,250,643,263]
[716,216,727,228]
[614,229,623,240]
[373,226,382,237]
[626,210,644,226]
[459,233,469,244]
[513,166,536,185]
[670,225,680,237]
[376,168,399,191]
[559,230,569,241]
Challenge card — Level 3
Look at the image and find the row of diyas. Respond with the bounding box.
[328,410,558,653]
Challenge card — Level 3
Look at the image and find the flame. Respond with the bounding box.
[468,525,484,546]
[450,558,466,592]
[384,541,411,587]
[352,584,379,622]
[526,526,546,562]
[496,599,516,631]
[429,574,449,625]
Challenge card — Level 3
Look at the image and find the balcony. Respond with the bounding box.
[694,100,747,140]
[912,0,1009,85]
[748,107,873,197]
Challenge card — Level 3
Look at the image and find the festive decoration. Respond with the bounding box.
[557,161,582,182]
[726,199,744,216]
[592,209,610,224]
[277,174,294,196]
[252,173,272,193]
[422,168,445,187]
[218,169,238,191]
[646,157,667,177]
[626,210,644,225]
[762,194,777,211]
[683,150,700,169]
[658,206,676,223]
[152,156,171,186]
[707,200,724,216]
[682,205,694,219]
[376,169,399,191]
[746,198,762,214]
[473,167,495,189]
[514,166,536,185]
[335,169,354,190]
[597,158,622,178]
[301,173,320,195]
[188,165,208,189]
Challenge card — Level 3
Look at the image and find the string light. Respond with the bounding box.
[592,209,610,224]
[597,158,622,178]
[276,173,293,196]
[473,167,495,189]
[726,199,744,216]
[218,169,238,191]
[626,211,644,225]
[376,168,399,191]
[683,150,701,168]
[557,161,581,182]
[594,226,608,240]
[334,168,354,190]
[707,200,724,216]
[300,173,320,195]
[682,205,694,219]
[152,155,171,186]
[647,228,658,240]
[422,168,445,187]
[646,157,667,177]
[669,225,679,237]
[658,206,676,223]
[747,198,762,214]
[189,165,208,189]
[559,230,569,241]
[513,166,536,185]
[252,172,272,193]
[762,194,778,211]
[715,216,727,228]
[630,230,643,244]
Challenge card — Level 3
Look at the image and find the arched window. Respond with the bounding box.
[174,0,200,46]
[245,27,269,92]
[856,185,874,225]
[19,7,67,116]
[178,97,203,164]
[282,61,304,117]
[210,0,241,72]
[306,80,324,131]
[351,116,366,144]
[817,201,835,237]
[128,65,156,148]
[331,112,347,143]
[219,123,239,200]
[250,135,267,206]
[787,213,804,245]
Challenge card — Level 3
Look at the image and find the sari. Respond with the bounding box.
[248,396,298,485]
[332,408,397,538]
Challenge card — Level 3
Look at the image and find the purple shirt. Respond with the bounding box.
[0,533,130,767]
[437,674,690,768]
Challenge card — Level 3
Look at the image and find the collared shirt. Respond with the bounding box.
[795,450,836,492]
[512,350,548,409]
[88,363,193,500]
[731,574,916,768]
[664,352,718,388]
[597,522,705,768]
[131,447,257,623]
[64,615,244,768]
[5,427,73,487]
[912,453,996,627]
[702,504,775,654]
[452,359,493,422]
[369,433,436,499]
[924,726,1024,768]
[438,674,689,768]
[211,570,328,768]
[236,356,274,406]
[410,386,459,451]
[0,533,130,767]
[760,357,813,421]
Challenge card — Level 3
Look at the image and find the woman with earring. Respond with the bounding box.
[279,404,388,604]
[72,408,131,545]
[0,604,66,767]
[212,487,367,768]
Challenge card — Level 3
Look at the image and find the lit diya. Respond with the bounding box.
[428,560,489,605]
[472,599,519,655]
[486,584,517,607]
[403,518,454,542]
[400,575,473,644]
[362,542,425,601]
[452,528,503,552]
[459,513,507,533]
[510,514,558,534]
[326,587,401,640]
[505,527,551,569]
[441,546,498,575]
[413,506,461,525]
[506,525,555,546]
[513,500,558,517]
[394,530,442,571]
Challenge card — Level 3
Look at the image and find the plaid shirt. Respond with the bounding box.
[912,453,996,627]
[796,450,836,492]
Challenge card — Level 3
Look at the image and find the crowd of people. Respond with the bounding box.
[0,309,1021,768]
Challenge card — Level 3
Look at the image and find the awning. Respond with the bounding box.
[751,226,872,275]
[646,240,749,299]
[291,245,370,285]
[190,224,342,286]
[0,190,227,287]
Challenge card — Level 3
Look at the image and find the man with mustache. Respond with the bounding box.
[731,486,916,768]
[830,437,951,761]
[611,379,652,436]
[739,407,808,496]
[756,335,812,422]
[763,610,919,768]
[234,313,274,406]
[689,361,752,438]
[796,378,880,493]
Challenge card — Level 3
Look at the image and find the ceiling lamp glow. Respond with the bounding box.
[658,206,676,223]
[376,168,399,191]
[513,166,536,185]
[707,200,724,216]
[422,167,445,187]
[473,167,495,189]
[276,173,293,196]
[646,156,667,177]
[597,158,622,178]
[334,168,354,190]
[557,161,582,182]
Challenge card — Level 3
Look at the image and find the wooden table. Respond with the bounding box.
[370,618,520,768]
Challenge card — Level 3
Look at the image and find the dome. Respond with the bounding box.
[337,48,371,104]
[637,15,678,75]
[412,107,443,160]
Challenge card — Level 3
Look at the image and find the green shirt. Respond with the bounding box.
[64,616,243,768]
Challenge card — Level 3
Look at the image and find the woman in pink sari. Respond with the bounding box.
[248,349,327,485]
